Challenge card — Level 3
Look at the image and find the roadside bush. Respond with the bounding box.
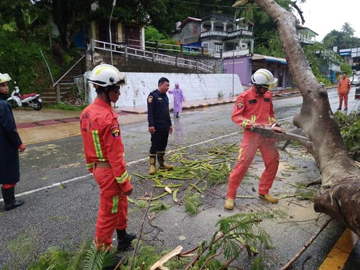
[0,29,72,94]
[335,111,360,161]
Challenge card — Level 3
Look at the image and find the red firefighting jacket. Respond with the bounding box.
[80,98,132,193]
[232,87,276,129]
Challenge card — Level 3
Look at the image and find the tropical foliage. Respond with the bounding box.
[19,212,273,270]
[335,111,360,161]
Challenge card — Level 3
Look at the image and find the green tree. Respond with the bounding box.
[340,62,352,75]
[50,0,92,50]
[341,22,355,36]
[323,23,360,50]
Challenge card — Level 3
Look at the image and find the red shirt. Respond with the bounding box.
[232,87,276,129]
[80,98,132,193]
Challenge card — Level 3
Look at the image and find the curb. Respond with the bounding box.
[17,117,79,129]
[272,90,301,98]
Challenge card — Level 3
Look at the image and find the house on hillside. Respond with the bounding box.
[88,21,145,50]
[223,54,294,89]
[296,25,318,45]
[73,3,146,50]
[173,12,254,57]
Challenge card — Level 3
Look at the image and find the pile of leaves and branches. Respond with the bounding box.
[22,212,272,270]
[335,111,360,161]
[131,143,239,215]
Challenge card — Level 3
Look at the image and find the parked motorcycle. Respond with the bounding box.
[7,82,42,110]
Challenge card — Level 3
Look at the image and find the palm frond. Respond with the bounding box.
[68,240,91,270]
[83,242,116,270]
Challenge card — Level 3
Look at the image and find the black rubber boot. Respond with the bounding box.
[1,187,24,211]
[116,229,136,252]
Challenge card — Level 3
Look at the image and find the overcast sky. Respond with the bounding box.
[297,0,359,41]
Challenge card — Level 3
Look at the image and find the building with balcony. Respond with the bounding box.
[296,25,318,45]
[173,12,254,57]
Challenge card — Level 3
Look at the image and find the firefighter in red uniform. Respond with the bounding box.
[224,69,284,210]
[80,64,136,253]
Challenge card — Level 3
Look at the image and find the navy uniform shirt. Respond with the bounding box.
[147,90,172,131]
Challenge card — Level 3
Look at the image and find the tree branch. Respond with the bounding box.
[290,1,305,24]
[279,218,332,270]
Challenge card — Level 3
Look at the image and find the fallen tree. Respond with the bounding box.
[233,0,360,235]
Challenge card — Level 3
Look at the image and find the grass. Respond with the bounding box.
[46,103,87,111]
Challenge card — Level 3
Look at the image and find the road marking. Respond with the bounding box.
[0,114,297,201]
[319,228,359,270]
[2,112,298,201]
[1,131,241,201]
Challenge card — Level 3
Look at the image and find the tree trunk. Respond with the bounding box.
[248,0,360,235]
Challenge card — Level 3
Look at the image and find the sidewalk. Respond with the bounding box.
[14,89,301,145]
[14,109,147,145]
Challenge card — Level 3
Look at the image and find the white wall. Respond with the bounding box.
[88,72,243,108]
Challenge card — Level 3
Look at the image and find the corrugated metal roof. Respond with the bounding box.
[252,54,287,65]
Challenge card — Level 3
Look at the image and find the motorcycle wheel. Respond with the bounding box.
[32,100,42,111]
[8,100,18,108]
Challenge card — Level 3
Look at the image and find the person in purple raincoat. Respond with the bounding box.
[168,83,185,118]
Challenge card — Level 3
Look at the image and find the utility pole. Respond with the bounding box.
[109,0,117,65]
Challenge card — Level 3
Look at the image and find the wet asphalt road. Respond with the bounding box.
[1,87,359,269]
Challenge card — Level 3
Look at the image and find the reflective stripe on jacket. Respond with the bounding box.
[80,98,132,193]
[231,87,276,129]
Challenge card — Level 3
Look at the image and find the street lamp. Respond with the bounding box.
[109,0,117,65]
[232,18,241,98]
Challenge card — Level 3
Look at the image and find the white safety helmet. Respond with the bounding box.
[0,73,12,84]
[251,69,278,87]
[88,64,125,87]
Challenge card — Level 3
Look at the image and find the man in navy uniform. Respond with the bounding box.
[147,77,173,175]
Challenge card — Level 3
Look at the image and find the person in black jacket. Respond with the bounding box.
[0,73,25,211]
[147,77,173,175]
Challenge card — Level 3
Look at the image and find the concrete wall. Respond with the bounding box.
[88,72,243,108]
[223,56,251,85]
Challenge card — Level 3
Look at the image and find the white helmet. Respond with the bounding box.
[88,64,125,87]
[251,69,278,86]
[0,73,12,84]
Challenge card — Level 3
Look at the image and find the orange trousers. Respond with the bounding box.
[93,167,128,248]
[226,130,279,199]
[338,93,348,110]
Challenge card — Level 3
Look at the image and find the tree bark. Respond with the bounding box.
[248,0,360,235]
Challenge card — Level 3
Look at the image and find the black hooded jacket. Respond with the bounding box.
[0,94,22,184]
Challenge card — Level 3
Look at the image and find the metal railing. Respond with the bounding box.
[92,39,214,73]
[53,55,85,87]
[53,55,85,102]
